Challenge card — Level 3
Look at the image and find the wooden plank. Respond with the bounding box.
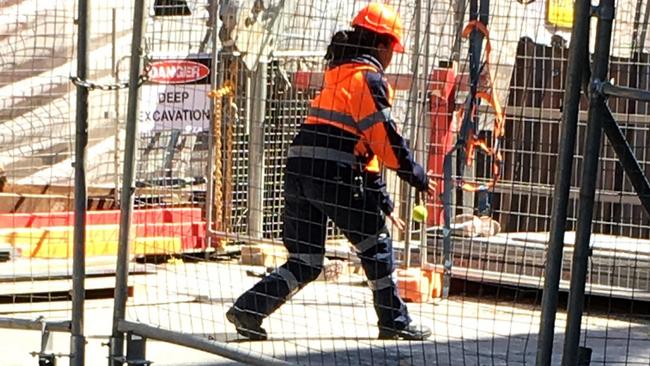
[492,180,645,206]
[452,267,650,301]
[0,275,142,296]
[4,184,112,196]
[0,287,135,314]
[0,193,71,213]
[443,233,650,300]
[0,257,118,276]
[0,263,154,282]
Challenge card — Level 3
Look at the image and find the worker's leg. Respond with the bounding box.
[353,227,410,329]
[229,174,326,338]
[301,176,410,329]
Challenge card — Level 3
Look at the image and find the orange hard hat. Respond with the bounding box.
[352,3,405,53]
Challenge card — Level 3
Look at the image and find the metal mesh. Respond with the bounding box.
[1,1,82,365]
[1,0,649,365]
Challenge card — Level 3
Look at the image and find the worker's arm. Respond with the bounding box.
[359,72,429,191]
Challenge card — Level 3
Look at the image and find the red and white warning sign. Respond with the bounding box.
[139,56,212,132]
[147,60,210,84]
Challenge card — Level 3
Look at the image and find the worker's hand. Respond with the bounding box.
[387,213,406,232]
[426,170,438,197]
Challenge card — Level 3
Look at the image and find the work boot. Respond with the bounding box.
[378,324,432,340]
[226,306,267,341]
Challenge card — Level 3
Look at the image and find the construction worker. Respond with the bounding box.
[227,3,435,341]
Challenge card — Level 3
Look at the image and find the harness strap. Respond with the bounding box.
[442,0,497,298]
[448,18,505,193]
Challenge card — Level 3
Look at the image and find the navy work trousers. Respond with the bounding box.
[233,165,411,330]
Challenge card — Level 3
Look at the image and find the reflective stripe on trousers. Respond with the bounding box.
[272,267,300,293]
[367,273,396,291]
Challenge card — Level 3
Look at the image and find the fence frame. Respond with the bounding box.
[0,0,90,364]
[107,2,292,365]
[537,0,650,364]
[96,0,650,365]
[109,1,146,365]
[71,0,90,364]
[536,0,592,363]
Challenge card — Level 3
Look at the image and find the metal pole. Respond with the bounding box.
[562,1,614,364]
[419,0,432,269]
[636,0,650,57]
[451,0,466,64]
[0,317,71,333]
[112,8,121,206]
[248,61,267,239]
[600,104,650,215]
[601,82,650,101]
[110,1,146,365]
[205,2,221,252]
[71,0,89,364]
[404,0,422,268]
[535,0,592,364]
[118,320,292,366]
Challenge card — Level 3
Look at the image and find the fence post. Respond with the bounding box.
[561,0,615,364]
[71,0,89,364]
[535,0,592,364]
[109,1,146,365]
[419,0,432,269]
[205,3,221,251]
[248,61,267,240]
[403,0,422,268]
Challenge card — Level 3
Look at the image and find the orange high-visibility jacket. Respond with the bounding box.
[289,55,428,191]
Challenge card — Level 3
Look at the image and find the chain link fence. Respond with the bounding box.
[0,0,649,365]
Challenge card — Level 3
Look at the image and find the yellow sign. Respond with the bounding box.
[547,0,574,28]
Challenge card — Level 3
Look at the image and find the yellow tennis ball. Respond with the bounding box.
[412,205,427,223]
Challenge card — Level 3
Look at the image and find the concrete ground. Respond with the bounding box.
[1,260,649,365]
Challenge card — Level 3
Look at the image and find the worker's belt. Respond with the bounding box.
[287,145,358,166]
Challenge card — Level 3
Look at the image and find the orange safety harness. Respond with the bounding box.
[454,20,505,192]
[441,0,502,298]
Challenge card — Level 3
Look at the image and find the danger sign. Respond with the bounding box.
[139,56,212,133]
[147,60,210,84]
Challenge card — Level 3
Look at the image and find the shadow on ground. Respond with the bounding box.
[157,323,650,366]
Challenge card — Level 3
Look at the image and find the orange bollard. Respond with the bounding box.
[396,268,432,303]
[396,267,444,302]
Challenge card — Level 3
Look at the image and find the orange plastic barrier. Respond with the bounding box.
[396,268,443,303]
[0,208,202,228]
[0,208,207,258]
